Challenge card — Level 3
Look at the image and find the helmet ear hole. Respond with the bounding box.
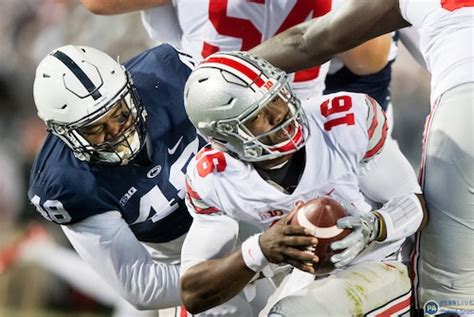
[55,125,66,135]
[244,148,259,159]
[216,123,235,134]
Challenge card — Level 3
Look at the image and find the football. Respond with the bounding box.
[290,196,351,275]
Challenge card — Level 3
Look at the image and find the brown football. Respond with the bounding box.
[290,196,352,275]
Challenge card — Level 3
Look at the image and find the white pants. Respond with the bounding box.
[262,261,412,316]
[413,82,474,310]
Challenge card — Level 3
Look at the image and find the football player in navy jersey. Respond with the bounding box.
[27,44,204,312]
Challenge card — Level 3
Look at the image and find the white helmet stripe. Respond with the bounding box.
[52,50,102,100]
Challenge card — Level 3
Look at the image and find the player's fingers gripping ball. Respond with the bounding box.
[290,196,352,275]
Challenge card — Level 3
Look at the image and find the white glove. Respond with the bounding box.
[330,211,380,268]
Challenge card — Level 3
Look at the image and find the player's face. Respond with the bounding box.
[244,95,299,168]
[244,96,294,146]
[78,100,134,146]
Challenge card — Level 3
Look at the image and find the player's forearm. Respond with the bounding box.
[251,0,408,73]
[180,251,256,314]
[301,1,404,69]
[115,260,182,309]
[71,246,181,310]
[62,214,182,309]
[375,193,426,242]
[250,20,332,73]
[80,0,170,15]
[250,11,382,72]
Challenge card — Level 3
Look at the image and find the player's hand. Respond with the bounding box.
[330,210,379,268]
[259,211,319,274]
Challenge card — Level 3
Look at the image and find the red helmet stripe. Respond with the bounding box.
[203,56,265,87]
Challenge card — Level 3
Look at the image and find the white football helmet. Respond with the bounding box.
[184,51,308,162]
[33,45,147,165]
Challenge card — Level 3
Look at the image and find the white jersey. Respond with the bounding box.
[143,0,334,99]
[399,0,474,103]
[185,92,414,267]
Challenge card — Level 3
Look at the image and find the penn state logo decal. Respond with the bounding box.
[147,165,162,178]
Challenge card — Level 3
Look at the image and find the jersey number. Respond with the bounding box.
[196,148,227,177]
[441,0,474,11]
[203,0,331,82]
[31,195,71,224]
[320,95,355,131]
[32,138,200,225]
[132,138,199,225]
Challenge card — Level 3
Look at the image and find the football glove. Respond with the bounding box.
[330,210,380,268]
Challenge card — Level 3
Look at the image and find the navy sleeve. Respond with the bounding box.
[29,168,111,225]
[28,137,114,225]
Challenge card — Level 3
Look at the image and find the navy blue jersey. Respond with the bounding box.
[29,44,205,243]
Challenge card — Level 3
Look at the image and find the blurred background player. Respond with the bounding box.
[80,0,392,101]
[180,51,426,316]
[250,0,474,313]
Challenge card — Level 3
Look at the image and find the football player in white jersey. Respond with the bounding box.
[180,51,426,316]
[79,0,391,100]
[251,0,474,314]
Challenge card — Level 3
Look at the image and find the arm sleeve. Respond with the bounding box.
[61,211,181,310]
[357,137,421,203]
[181,149,240,273]
[180,213,240,275]
[358,137,424,243]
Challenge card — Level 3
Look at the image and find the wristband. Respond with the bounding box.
[241,234,268,272]
[376,194,423,242]
[373,212,386,241]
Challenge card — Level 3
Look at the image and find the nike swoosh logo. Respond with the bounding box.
[168,136,183,155]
